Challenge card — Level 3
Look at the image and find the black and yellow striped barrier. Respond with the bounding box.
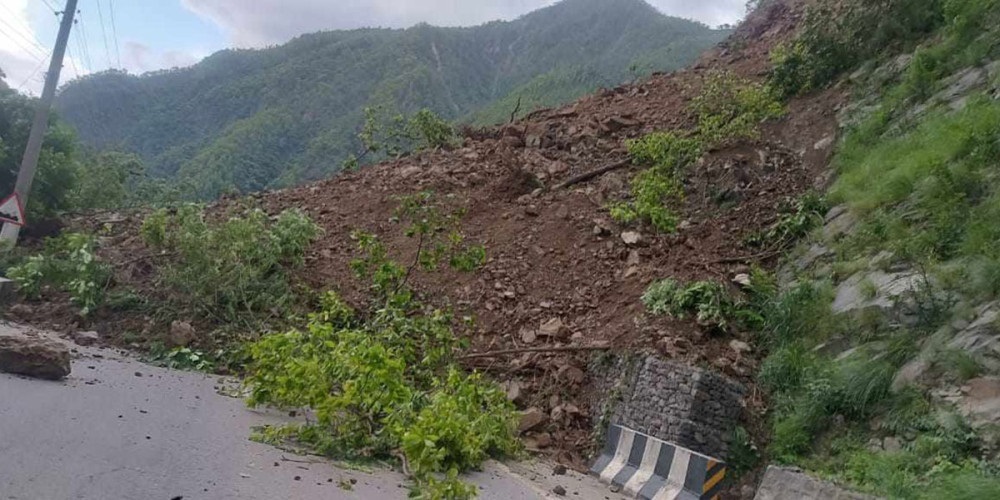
[590,424,727,500]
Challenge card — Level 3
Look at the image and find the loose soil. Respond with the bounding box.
[6,0,843,486]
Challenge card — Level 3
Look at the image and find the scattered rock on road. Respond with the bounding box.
[0,330,71,380]
[72,330,100,347]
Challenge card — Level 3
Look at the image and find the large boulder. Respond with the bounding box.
[0,330,71,380]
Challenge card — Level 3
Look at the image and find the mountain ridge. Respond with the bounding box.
[55,0,728,199]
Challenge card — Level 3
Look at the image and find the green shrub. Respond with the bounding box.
[745,193,828,249]
[642,278,758,331]
[7,232,110,315]
[770,0,946,97]
[140,204,321,328]
[246,296,518,495]
[690,71,783,147]
[611,132,701,232]
[360,106,456,161]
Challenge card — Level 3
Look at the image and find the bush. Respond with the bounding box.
[745,193,828,249]
[7,232,110,315]
[611,132,701,232]
[360,106,456,162]
[769,0,946,97]
[140,205,321,328]
[690,71,783,147]
[642,278,759,331]
[247,298,518,495]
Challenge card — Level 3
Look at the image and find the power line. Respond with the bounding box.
[0,24,47,62]
[0,6,48,57]
[107,0,122,69]
[16,54,50,92]
[77,12,95,70]
[39,0,60,12]
[66,41,81,78]
[72,20,92,70]
[94,0,114,68]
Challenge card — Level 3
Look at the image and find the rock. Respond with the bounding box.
[626,250,640,268]
[72,330,100,347]
[832,270,926,326]
[553,464,567,475]
[882,436,902,453]
[552,485,566,496]
[503,380,524,405]
[554,205,570,220]
[623,266,639,279]
[620,231,642,246]
[949,303,1000,372]
[521,329,538,344]
[518,408,548,433]
[592,219,612,237]
[729,340,752,354]
[560,365,586,384]
[168,321,196,347]
[823,205,857,242]
[754,466,875,500]
[892,358,931,392]
[538,318,568,338]
[525,205,540,217]
[732,273,752,288]
[813,135,835,150]
[399,166,422,178]
[957,377,1000,429]
[534,432,553,449]
[0,330,71,380]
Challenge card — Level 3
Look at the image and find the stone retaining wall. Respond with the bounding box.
[592,354,745,460]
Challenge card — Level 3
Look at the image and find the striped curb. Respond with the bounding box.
[591,424,726,500]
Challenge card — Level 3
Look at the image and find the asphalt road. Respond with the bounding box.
[0,336,612,500]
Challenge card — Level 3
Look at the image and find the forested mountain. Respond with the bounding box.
[54,0,726,199]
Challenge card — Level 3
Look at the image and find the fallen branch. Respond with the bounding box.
[458,344,610,360]
[709,248,784,264]
[552,159,631,190]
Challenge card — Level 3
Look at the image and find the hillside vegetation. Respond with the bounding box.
[55,0,726,199]
[746,0,1000,497]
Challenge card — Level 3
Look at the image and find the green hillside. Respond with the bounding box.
[54,0,726,199]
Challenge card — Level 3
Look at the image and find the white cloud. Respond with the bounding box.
[182,0,747,47]
[0,0,87,95]
[122,41,201,73]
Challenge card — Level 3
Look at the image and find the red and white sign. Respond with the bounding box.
[0,193,26,226]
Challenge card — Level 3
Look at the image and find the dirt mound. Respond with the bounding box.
[8,0,842,470]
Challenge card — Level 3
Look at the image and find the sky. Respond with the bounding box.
[0,0,746,95]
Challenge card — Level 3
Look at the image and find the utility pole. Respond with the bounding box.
[0,0,78,247]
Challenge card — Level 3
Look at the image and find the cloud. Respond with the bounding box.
[182,0,747,47]
[0,0,86,95]
[122,41,200,73]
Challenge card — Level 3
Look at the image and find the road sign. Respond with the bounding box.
[0,193,26,227]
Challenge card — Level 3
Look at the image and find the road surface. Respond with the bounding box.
[0,330,615,500]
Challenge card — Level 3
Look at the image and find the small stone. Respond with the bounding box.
[534,432,553,448]
[553,485,566,496]
[72,330,100,347]
[626,251,640,268]
[592,219,612,236]
[609,484,622,493]
[538,318,568,338]
[620,231,642,246]
[525,205,540,217]
[883,436,902,453]
[134,371,143,377]
[518,408,548,433]
[521,329,538,344]
[732,273,752,288]
[553,464,567,475]
[555,205,570,220]
[729,340,752,354]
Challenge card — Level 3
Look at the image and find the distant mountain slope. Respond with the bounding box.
[55,0,727,198]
